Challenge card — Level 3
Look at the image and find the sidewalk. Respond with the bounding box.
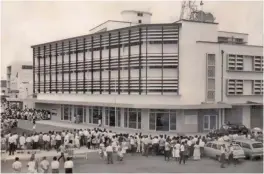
[2,147,97,161]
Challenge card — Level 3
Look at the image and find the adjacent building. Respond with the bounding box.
[6,61,33,108]
[30,10,263,133]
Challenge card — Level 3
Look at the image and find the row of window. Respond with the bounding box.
[32,24,179,56]
[35,78,179,94]
[227,79,263,95]
[227,54,263,72]
[34,40,178,58]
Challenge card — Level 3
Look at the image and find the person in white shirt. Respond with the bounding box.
[12,157,22,173]
[179,142,186,164]
[26,135,32,149]
[218,136,224,142]
[106,143,114,164]
[223,134,229,142]
[40,156,50,173]
[33,133,39,149]
[27,157,37,173]
[64,157,74,173]
[98,119,102,127]
[19,134,26,150]
[8,134,16,155]
[56,133,62,151]
[199,139,205,158]
[51,157,60,173]
[152,136,159,155]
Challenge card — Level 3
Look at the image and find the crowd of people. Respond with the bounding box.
[1,107,51,121]
[1,106,262,173]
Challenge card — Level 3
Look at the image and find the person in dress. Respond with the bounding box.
[117,144,124,162]
[75,133,80,149]
[99,141,105,159]
[51,157,60,173]
[39,156,50,173]
[193,141,201,160]
[12,157,22,173]
[19,134,26,150]
[174,140,181,161]
[64,157,74,173]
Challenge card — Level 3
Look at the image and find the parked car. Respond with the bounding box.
[232,139,263,160]
[208,124,249,137]
[204,141,245,161]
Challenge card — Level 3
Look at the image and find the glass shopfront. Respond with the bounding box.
[105,107,121,127]
[89,106,102,124]
[149,109,177,131]
[124,108,141,129]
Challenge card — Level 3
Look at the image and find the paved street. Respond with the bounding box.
[2,152,263,173]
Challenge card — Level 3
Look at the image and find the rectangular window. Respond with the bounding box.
[227,79,244,95]
[206,54,215,101]
[227,54,244,71]
[138,20,142,23]
[253,56,263,72]
[204,115,217,130]
[22,65,33,69]
[124,108,141,129]
[253,80,263,95]
[149,110,177,131]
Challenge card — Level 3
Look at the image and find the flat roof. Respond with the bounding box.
[121,10,152,16]
[196,41,263,48]
[218,30,248,35]
[89,20,132,32]
[175,19,218,25]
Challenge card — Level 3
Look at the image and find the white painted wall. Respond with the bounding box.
[178,21,218,105]
[121,11,151,24]
[195,41,263,104]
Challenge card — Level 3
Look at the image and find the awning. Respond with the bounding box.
[232,101,263,106]
[6,98,23,102]
[28,98,232,109]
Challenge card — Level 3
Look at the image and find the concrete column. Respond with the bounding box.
[222,109,225,125]
[120,108,124,128]
[141,109,149,131]
[218,109,221,129]
[242,106,251,128]
[102,107,105,126]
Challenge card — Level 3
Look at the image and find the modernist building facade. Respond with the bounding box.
[31,10,263,133]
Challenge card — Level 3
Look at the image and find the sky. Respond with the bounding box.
[1,0,263,79]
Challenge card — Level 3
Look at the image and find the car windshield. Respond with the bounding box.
[252,143,263,148]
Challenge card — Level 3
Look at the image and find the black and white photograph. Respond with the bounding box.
[0,0,263,173]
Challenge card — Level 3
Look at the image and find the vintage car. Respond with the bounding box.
[204,141,245,161]
[208,124,249,137]
[232,139,263,160]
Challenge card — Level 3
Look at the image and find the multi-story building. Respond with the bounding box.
[30,10,263,133]
[6,61,33,108]
[1,80,8,98]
